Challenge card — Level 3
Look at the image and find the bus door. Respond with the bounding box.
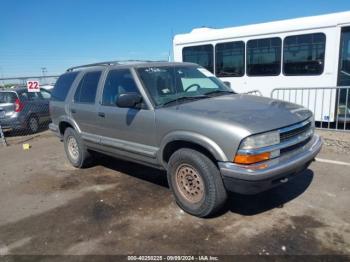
[337,27,350,123]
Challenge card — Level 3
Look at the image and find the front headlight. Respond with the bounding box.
[234,131,280,165]
[240,131,280,150]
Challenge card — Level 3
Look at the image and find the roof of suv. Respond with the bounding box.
[66,61,198,73]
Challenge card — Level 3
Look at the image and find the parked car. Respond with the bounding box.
[0,87,51,133]
[49,61,322,217]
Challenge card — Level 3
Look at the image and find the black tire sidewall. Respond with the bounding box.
[28,116,39,133]
[167,148,227,217]
[63,128,84,168]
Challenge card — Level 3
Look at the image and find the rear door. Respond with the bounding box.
[70,70,102,142]
[38,89,51,122]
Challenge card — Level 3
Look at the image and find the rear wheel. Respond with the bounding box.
[167,148,227,217]
[63,127,92,168]
[27,115,39,133]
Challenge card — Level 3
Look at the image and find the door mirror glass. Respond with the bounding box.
[116,93,142,108]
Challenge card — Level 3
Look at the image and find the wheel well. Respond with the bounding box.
[163,141,217,165]
[59,121,73,136]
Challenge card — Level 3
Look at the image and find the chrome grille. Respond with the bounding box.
[278,119,313,153]
[280,122,312,142]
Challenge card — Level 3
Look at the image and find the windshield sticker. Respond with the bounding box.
[198,68,215,77]
[145,67,167,73]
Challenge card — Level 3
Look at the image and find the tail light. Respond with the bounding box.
[15,98,24,112]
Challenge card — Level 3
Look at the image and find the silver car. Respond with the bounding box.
[49,61,322,217]
[0,87,51,133]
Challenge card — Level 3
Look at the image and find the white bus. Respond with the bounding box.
[173,11,350,123]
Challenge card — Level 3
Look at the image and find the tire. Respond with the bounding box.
[63,127,92,168]
[27,115,39,133]
[167,148,228,217]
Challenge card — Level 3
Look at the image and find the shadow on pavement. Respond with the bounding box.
[95,154,314,216]
[227,169,314,216]
[95,154,169,189]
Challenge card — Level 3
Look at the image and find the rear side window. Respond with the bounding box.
[102,69,139,106]
[21,92,41,101]
[183,45,214,73]
[283,33,326,76]
[74,71,101,104]
[0,92,17,103]
[40,90,51,100]
[51,72,79,101]
[247,37,282,76]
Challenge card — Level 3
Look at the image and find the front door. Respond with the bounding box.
[96,68,157,162]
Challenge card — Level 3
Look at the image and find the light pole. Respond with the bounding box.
[0,66,4,87]
[41,67,47,84]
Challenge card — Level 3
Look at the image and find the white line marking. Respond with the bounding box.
[316,158,350,166]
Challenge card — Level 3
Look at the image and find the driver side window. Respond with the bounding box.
[102,69,140,107]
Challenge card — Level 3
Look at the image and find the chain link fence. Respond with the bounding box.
[0,76,59,146]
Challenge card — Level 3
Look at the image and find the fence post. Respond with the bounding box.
[0,124,7,146]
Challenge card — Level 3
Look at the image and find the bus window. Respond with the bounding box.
[283,33,326,76]
[247,37,281,76]
[215,41,245,77]
[182,45,214,73]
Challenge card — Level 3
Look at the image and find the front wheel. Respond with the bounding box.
[167,148,228,217]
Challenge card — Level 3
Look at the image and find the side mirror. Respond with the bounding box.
[223,81,231,88]
[117,93,143,108]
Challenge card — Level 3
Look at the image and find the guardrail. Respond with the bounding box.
[0,76,59,89]
[271,86,350,132]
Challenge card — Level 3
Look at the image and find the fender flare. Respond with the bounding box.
[159,131,228,165]
[57,116,81,135]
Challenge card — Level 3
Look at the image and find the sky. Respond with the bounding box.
[1,0,350,78]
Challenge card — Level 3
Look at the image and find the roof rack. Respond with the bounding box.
[66,60,168,72]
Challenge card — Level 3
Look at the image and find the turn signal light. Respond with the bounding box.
[234,152,270,164]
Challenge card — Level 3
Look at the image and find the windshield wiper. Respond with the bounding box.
[161,95,209,107]
[205,90,235,96]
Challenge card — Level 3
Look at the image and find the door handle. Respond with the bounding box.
[98,112,105,118]
[71,109,76,114]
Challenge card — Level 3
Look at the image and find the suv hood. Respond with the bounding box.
[162,94,312,134]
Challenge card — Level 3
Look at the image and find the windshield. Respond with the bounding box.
[136,66,233,106]
[0,92,17,104]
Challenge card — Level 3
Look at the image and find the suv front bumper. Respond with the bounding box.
[219,134,322,194]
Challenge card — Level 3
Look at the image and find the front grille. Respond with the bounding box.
[280,137,312,154]
[280,122,311,142]
[278,119,313,154]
